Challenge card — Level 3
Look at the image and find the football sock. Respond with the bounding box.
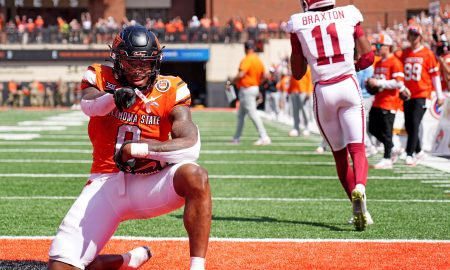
[190,257,205,270]
[332,147,354,200]
[348,143,368,187]
[120,246,151,269]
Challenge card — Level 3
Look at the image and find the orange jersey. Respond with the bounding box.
[81,63,191,174]
[276,75,290,93]
[372,55,404,110]
[237,52,265,88]
[401,46,440,99]
[288,66,313,94]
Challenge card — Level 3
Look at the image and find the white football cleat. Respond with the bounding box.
[302,130,311,136]
[373,158,393,169]
[365,146,378,157]
[315,146,325,154]
[405,155,415,166]
[288,129,299,137]
[414,151,426,164]
[121,246,152,269]
[254,136,271,146]
[351,187,368,231]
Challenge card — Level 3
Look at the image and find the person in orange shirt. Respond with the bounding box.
[232,40,271,145]
[288,65,313,137]
[48,26,211,270]
[366,33,405,169]
[400,25,444,165]
[276,68,291,118]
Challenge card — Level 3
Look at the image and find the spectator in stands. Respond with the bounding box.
[35,15,44,43]
[152,18,166,41]
[188,15,201,42]
[246,16,258,41]
[81,12,92,44]
[267,20,279,39]
[199,15,211,42]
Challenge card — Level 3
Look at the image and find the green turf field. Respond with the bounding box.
[0,109,449,240]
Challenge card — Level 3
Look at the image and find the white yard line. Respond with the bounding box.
[1,235,449,243]
[0,173,448,180]
[1,196,449,203]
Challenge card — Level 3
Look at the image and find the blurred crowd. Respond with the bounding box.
[0,12,289,45]
[0,79,81,109]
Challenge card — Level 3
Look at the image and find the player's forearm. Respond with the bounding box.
[80,87,115,116]
[376,79,403,90]
[432,76,444,100]
[130,129,201,163]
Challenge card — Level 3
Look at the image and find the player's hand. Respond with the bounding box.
[114,141,135,173]
[366,78,378,88]
[399,86,411,101]
[114,87,136,111]
[437,98,445,107]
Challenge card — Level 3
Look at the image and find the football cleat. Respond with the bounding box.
[230,138,240,145]
[351,189,367,231]
[405,155,415,166]
[254,136,271,146]
[348,211,373,225]
[414,151,426,164]
[372,158,393,169]
[288,129,299,137]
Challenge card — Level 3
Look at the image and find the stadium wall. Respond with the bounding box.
[0,40,291,107]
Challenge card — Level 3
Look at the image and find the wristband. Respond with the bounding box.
[130,143,149,158]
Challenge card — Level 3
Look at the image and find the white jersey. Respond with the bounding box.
[287,5,363,83]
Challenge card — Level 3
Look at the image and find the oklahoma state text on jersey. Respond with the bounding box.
[81,63,191,173]
[401,46,440,99]
[372,55,404,111]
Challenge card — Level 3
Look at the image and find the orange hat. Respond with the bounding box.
[376,33,394,46]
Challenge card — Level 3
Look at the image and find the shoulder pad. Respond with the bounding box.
[341,5,363,24]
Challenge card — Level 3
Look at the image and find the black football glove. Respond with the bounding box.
[114,140,136,173]
[399,86,411,101]
[365,81,380,95]
[114,87,136,111]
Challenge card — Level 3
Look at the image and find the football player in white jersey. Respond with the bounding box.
[288,0,374,231]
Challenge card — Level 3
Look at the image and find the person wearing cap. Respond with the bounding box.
[366,33,405,169]
[400,25,444,166]
[231,40,271,145]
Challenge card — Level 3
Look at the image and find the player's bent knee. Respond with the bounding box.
[174,164,209,197]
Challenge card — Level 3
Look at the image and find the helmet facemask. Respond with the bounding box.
[110,26,163,90]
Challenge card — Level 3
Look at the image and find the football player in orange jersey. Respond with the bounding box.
[400,25,445,166]
[48,26,211,270]
[366,33,405,169]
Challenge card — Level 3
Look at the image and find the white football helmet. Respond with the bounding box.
[302,0,336,11]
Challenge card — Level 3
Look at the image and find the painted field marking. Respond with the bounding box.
[0,173,448,180]
[1,196,449,204]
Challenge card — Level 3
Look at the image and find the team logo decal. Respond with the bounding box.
[430,97,442,120]
[155,79,171,92]
[105,82,116,90]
